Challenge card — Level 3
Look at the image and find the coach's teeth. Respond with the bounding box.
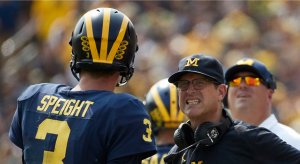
[186,100,199,105]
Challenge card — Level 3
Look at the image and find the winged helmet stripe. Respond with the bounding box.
[99,8,110,62]
[85,11,100,62]
[151,85,170,121]
[84,8,128,64]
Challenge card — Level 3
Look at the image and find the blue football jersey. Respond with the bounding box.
[9,83,156,163]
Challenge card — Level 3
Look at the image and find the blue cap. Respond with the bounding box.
[225,58,276,89]
[168,54,224,84]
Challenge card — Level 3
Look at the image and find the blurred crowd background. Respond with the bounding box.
[1,1,300,163]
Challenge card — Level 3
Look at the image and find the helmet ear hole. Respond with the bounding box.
[69,8,138,84]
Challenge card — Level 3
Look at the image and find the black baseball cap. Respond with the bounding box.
[225,58,276,89]
[168,54,225,84]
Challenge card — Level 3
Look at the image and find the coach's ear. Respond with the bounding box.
[267,88,274,99]
[218,84,227,101]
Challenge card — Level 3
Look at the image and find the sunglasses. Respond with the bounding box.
[175,78,217,91]
[229,76,262,87]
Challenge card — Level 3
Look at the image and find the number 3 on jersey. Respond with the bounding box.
[143,118,152,142]
[35,119,71,164]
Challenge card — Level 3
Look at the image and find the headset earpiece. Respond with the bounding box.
[194,122,219,147]
[174,109,233,149]
[174,122,195,149]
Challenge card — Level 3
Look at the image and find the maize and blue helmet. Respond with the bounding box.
[145,79,185,135]
[69,8,138,86]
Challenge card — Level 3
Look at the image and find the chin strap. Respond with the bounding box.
[116,67,134,87]
[70,52,80,81]
[70,61,80,81]
[116,76,127,87]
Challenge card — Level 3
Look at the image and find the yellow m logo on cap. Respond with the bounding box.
[236,59,254,66]
[185,58,200,67]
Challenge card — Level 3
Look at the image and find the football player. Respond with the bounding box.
[9,7,156,163]
[142,79,185,164]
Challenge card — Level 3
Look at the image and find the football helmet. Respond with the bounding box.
[145,79,185,134]
[69,8,138,86]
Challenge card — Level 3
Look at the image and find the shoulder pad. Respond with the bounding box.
[18,83,69,101]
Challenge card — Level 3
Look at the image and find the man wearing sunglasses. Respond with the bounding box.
[164,54,300,163]
[225,58,300,150]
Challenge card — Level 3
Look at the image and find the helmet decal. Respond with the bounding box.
[80,36,91,58]
[85,8,129,64]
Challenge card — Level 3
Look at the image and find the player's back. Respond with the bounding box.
[9,83,156,163]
